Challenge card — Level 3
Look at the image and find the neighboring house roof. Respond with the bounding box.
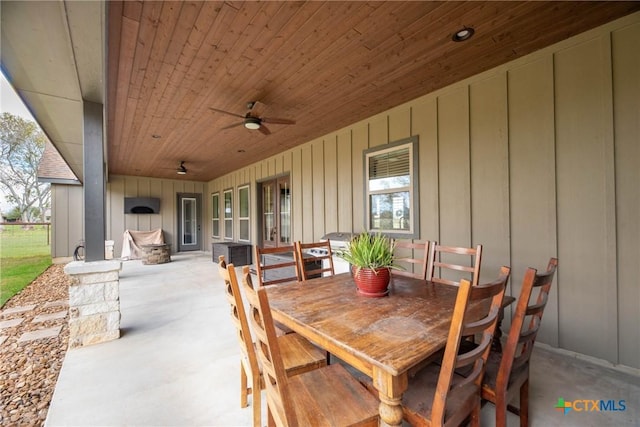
[37,141,81,185]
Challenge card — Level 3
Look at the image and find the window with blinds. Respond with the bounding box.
[368,146,411,191]
[364,136,419,237]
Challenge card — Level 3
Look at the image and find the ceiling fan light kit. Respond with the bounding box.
[210,101,296,135]
[244,117,261,130]
[177,161,187,175]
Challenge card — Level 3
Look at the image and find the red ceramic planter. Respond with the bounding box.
[352,266,391,297]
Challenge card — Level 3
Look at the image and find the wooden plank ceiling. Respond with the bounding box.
[107,1,640,182]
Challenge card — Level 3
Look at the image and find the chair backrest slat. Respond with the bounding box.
[254,245,302,286]
[427,242,483,287]
[496,258,557,392]
[295,240,335,280]
[430,266,510,425]
[217,257,260,386]
[456,334,492,368]
[242,266,298,427]
[392,240,430,280]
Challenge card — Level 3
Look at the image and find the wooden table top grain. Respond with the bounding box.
[266,273,462,376]
[266,272,490,426]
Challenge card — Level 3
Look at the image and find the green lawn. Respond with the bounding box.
[1,225,52,307]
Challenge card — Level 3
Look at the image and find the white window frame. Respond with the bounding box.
[238,184,250,242]
[223,188,233,240]
[364,136,419,239]
[211,192,220,238]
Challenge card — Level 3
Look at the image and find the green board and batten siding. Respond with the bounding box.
[613,21,640,369]
[555,34,618,364]
[50,13,637,368]
[207,13,640,369]
[508,56,558,346]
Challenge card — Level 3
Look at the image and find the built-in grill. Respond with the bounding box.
[319,232,354,274]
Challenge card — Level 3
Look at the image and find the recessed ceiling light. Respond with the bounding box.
[452,27,474,42]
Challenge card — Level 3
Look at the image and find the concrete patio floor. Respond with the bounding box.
[45,252,639,426]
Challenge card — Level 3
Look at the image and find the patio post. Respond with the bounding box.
[83,100,106,262]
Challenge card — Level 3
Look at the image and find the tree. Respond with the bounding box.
[0,112,50,222]
[3,205,22,221]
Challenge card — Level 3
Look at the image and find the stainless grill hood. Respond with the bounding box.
[321,232,354,243]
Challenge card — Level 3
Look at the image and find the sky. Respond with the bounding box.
[1,72,33,120]
[1,71,38,213]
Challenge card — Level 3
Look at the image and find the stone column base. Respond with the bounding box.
[64,260,122,348]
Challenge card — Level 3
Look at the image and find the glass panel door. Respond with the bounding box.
[182,197,197,246]
[260,175,291,248]
[177,193,201,251]
[278,177,291,244]
[262,181,276,246]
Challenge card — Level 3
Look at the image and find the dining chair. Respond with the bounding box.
[401,266,510,427]
[426,241,483,287]
[480,258,558,427]
[293,241,336,364]
[241,265,380,427]
[295,240,335,280]
[217,256,327,427]
[392,239,430,280]
[254,245,302,286]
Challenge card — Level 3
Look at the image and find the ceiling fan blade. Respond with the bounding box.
[248,100,266,117]
[209,107,245,119]
[220,122,244,130]
[261,117,296,125]
[258,124,271,135]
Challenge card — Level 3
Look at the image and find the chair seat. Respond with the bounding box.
[402,362,479,427]
[287,363,379,426]
[278,333,327,376]
[249,333,326,378]
[242,267,375,426]
[400,270,510,427]
[218,258,327,427]
[481,350,529,397]
[479,258,558,427]
[275,323,294,336]
[501,295,516,309]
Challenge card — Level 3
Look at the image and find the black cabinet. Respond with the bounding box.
[212,242,252,266]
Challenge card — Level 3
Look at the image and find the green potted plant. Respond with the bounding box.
[336,232,399,297]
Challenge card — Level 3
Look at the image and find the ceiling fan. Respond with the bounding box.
[209,101,296,135]
[158,161,188,175]
[176,161,187,175]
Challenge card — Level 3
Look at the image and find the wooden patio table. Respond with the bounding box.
[266,272,481,427]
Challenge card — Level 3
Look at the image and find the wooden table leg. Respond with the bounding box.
[373,367,407,427]
[492,309,505,353]
[378,394,404,427]
[494,296,516,353]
